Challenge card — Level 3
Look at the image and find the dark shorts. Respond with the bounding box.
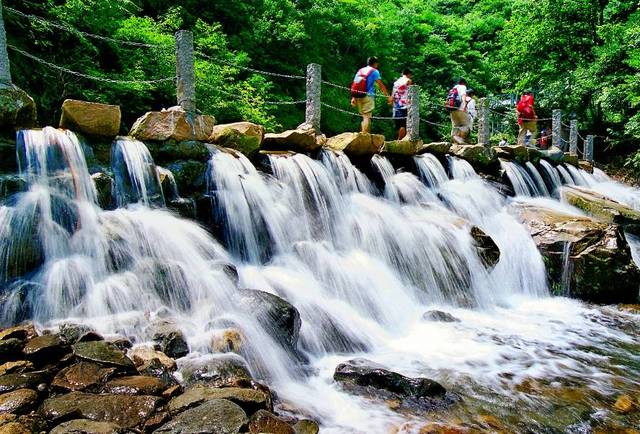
[393,108,408,129]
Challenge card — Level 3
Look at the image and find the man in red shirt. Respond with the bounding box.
[516,91,538,146]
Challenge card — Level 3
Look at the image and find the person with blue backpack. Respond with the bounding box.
[446,78,472,144]
[350,57,393,133]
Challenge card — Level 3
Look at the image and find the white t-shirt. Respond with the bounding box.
[466,97,477,119]
[454,84,467,98]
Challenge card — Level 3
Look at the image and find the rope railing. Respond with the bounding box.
[7,44,176,85]
[196,51,305,81]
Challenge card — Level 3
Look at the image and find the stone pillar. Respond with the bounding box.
[0,0,13,88]
[585,135,594,162]
[406,85,420,141]
[305,63,321,131]
[552,109,562,150]
[569,119,578,156]
[175,30,196,113]
[477,97,489,147]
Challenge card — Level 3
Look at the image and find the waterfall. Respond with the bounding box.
[414,153,449,188]
[565,164,590,186]
[320,149,372,194]
[500,159,541,196]
[539,160,563,195]
[557,165,574,185]
[111,137,164,207]
[447,156,478,180]
[525,162,550,196]
[371,155,436,203]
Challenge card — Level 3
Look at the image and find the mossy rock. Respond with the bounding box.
[0,86,37,131]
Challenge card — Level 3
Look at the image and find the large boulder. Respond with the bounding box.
[40,392,160,429]
[145,140,210,164]
[149,322,189,359]
[262,128,319,153]
[382,140,422,156]
[470,226,501,270]
[72,341,135,371]
[51,362,116,393]
[154,399,247,434]
[512,202,640,303]
[539,145,564,162]
[180,354,254,388]
[22,334,68,364]
[236,289,301,352]
[325,132,385,157]
[493,145,528,163]
[560,185,640,229]
[165,160,206,196]
[59,99,121,137]
[417,142,451,156]
[0,86,36,130]
[209,122,265,156]
[449,144,495,166]
[129,109,216,142]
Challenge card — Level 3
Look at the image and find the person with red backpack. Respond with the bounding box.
[447,78,472,144]
[392,68,413,140]
[516,91,538,146]
[350,57,393,133]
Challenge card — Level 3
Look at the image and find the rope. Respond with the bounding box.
[420,118,447,128]
[8,45,175,85]
[321,102,402,120]
[196,51,305,80]
[321,80,392,99]
[4,7,167,49]
[199,82,305,106]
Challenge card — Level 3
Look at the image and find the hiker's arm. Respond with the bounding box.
[376,80,393,104]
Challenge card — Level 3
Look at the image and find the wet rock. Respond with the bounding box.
[146,140,210,164]
[0,422,31,434]
[180,354,253,388]
[40,392,160,428]
[59,100,121,137]
[293,419,320,434]
[0,372,48,394]
[418,142,451,156]
[383,140,422,156]
[494,144,528,163]
[326,132,385,157]
[209,122,265,156]
[162,384,182,400]
[248,410,294,434]
[150,322,189,359]
[128,346,177,372]
[154,398,247,434]
[539,145,564,162]
[165,160,206,196]
[418,422,469,434]
[470,226,501,270]
[0,324,36,343]
[137,358,177,387]
[107,337,132,351]
[144,412,170,432]
[0,389,38,414]
[0,362,33,377]
[168,385,271,415]
[91,173,114,210]
[0,86,37,130]
[210,328,244,353]
[449,144,495,167]
[422,311,460,323]
[0,175,26,202]
[579,160,594,173]
[561,185,640,228]
[236,289,301,352]
[167,197,196,219]
[528,147,543,164]
[72,341,135,371]
[564,153,579,166]
[58,323,102,345]
[51,362,116,392]
[334,358,446,399]
[614,394,636,414]
[22,334,68,364]
[129,110,216,142]
[103,375,165,396]
[0,340,22,363]
[262,128,319,153]
[50,419,124,434]
[512,202,640,303]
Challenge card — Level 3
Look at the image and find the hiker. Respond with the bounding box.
[465,88,477,131]
[516,91,538,146]
[392,68,413,140]
[539,126,551,149]
[350,57,393,133]
[447,78,470,143]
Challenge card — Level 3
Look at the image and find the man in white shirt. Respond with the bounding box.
[465,88,477,130]
[450,78,471,143]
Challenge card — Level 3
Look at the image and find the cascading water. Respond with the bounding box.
[557,164,575,185]
[500,159,542,196]
[539,159,563,195]
[112,137,165,207]
[525,161,551,196]
[0,128,638,433]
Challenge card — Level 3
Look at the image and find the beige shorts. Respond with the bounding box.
[356,96,375,115]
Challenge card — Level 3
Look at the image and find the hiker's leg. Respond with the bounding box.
[527,121,538,144]
[517,124,527,146]
[398,127,406,140]
[362,113,372,133]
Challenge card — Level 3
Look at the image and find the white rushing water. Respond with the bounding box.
[0,129,638,433]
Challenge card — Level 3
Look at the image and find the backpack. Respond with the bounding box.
[351,67,375,99]
[517,95,535,119]
[445,87,461,111]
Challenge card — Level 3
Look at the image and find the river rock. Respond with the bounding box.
[145,140,210,164]
[564,153,579,166]
[0,340,22,363]
[154,399,247,434]
[0,361,32,377]
[422,311,460,323]
[209,122,265,156]
[58,323,102,345]
[470,226,501,269]
[0,324,36,342]
[449,144,495,166]
[130,110,216,142]
[614,394,636,414]
[236,289,301,351]
[22,334,68,364]
[72,341,135,371]
[0,389,38,414]
[383,140,422,156]
[326,132,385,157]
[210,328,244,353]
[248,410,294,434]
[91,173,114,210]
[149,322,189,359]
[169,385,271,415]
[165,160,206,196]
[512,202,640,303]
[40,392,160,428]
[579,160,594,173]
[494,144,528,163]
[50,419,124,434]
[0,422,31,434]
[561,185,640,228]
[262,128,318,153]
[0,86,37,130]
[0,372,48,393]
[418,142,451,156]
[539,145,564,162]
[293,420,320,434]
[51,362,116,392]
[180,354,253,388]
[103,375,165,396]
[59,100,121,137]
[128,346,177,372]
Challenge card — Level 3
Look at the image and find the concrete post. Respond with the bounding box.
[552,109,562,150]
[569,119,578,156]
[0,0,13,88]
[477,97,489,147]
[305,63,321,131]
[585,135,594,162]
[406,85,420,141]
[175,30,196,112]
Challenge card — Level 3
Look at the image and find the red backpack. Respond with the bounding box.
[517,95,535,119]
[351,67,375,99]
[445,87,461,111]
